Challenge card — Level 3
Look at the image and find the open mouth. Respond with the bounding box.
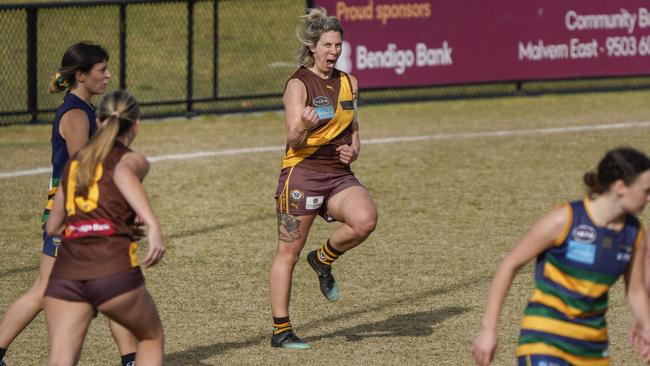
[325,59,337,67]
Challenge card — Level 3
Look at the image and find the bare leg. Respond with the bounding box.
[326,186,378,252]
[108,319,137,357]
[0,254,54,348]
[269,213,317,318]
[99,286,164,366]
[0,253,138,361]
[43,297,94,366]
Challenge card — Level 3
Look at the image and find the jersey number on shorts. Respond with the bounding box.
[65,161,104,216]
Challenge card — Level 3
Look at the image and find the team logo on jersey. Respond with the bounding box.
[617,244,633,262]
[571,225,597,243]
[306,195,324,210]
[312,96,335,120]
[602,236,613,249]
[617,251,632,262]
[290,189,303,201]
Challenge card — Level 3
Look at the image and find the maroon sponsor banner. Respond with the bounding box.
[314,0,650,88]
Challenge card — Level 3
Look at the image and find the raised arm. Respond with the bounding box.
[471,204,570,366]
[284,78,319,150]
[113,152,164,268]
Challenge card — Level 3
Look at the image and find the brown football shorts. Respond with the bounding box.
[275,165,363,220]
[45,267,145,310]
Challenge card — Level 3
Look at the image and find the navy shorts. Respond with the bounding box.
[42,225,60,257]
[45,267,145,310]
[518,354,572,366]
[275,165,362,220]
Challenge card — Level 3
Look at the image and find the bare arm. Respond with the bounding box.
[46,110,90,236]
[59,109,91,156]
[113,152,164,268]
[46,188,66,237]
[284,78,318,150]
[625,230,650,362]
[471,205,570,366]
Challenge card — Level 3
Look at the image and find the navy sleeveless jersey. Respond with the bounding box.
[43,93,97,223]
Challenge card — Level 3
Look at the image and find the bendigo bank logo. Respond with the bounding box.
[356,42,453,75]
[64,219,115,239]
[332,1,452,76]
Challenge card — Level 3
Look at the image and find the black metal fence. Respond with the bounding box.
[0,0,307,125]
[3,0,650,126]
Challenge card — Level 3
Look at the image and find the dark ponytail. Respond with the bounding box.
[48,42,109,93]
[584,147,650,196]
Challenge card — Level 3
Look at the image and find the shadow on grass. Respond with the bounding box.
[0,265,38,279]
[166,213,270,240]
[164,274,489,365]
[306,307,468,342]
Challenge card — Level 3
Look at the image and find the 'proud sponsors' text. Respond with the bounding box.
[336,0,431,25]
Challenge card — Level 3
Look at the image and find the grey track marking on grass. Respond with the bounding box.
[3,121,650,179]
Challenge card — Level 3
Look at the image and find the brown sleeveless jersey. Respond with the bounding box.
[281,67,356,173]
[51,142,139,280]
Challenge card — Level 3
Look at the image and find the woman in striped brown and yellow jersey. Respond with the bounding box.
[268,7,378,349]
[44,90,165,365]
[472,147,650,366]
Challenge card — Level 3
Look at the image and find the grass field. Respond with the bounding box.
[2,90,650,365]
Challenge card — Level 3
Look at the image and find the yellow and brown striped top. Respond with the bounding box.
[282,67,356,174]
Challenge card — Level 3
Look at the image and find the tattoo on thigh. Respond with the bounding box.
[277,213,301,243]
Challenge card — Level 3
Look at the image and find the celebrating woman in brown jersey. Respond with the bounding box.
[268,7,378,349]
[44,90,165,366]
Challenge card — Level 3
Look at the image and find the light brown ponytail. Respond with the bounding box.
[74,90,140,192]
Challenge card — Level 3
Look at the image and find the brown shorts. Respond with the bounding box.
[45,267,144,310]
[275,165,363,220]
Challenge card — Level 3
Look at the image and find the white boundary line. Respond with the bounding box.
[2,121,650,180]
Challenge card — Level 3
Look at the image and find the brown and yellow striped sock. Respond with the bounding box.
[272,316,292,335]
[316,240,344,266]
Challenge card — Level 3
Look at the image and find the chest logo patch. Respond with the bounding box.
[312,96,335,120]
[571,224,597,243]
[567,240,596,265]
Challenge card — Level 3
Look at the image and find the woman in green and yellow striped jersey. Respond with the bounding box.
[472,147,650,366]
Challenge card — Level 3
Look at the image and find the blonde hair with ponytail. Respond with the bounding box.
[74,90,140,192]
[297,8,344,67]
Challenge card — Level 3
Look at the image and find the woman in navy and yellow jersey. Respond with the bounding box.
[268,7,378,349]
[0,43,137,366]
[472,147,650,366]
[45,90,165,366]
